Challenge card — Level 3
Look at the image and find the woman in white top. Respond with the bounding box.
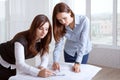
[0,14,54,80]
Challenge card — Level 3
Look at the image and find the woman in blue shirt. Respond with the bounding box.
[52,2,92,73]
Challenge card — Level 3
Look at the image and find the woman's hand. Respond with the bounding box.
[72,63,80,73]
[52,62,60,71]
[38,68,54,78]
[38,66,44,70]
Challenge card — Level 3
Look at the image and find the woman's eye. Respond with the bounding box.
[45,28,49,31]
[39,27,43,30]
[63,18,66,20]
[45,28,48,31]
[59,20,62,23]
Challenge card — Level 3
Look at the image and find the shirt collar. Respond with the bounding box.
[66,15,80,30]
[75,15,80,25]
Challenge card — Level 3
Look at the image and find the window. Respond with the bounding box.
[54,0,120,47]
[117,0,120,46]
[74,0,86,15]
[0,0,7,43]
[91,0,113,45]
[67,0,120,47]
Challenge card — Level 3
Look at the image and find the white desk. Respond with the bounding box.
[9,63,102,80]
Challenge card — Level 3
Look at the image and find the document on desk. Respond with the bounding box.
[9,63,102,80]
[52,70,66,76]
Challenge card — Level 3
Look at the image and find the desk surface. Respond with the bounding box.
[9,63,101,80]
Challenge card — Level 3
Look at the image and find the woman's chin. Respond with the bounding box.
[40,36,45,39]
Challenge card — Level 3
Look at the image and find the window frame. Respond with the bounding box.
[86,0,120,49]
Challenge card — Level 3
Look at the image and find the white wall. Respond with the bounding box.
[6,0,51,66]
[7,0,50,40]
[88,47,120,69]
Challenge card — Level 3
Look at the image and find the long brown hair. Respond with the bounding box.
[52,2,74,42]
[28,14,52,56]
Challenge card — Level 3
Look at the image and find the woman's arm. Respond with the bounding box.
[53,37,65,63]
[14,42,40,76]
[39,53,49,68]
[76,16,90,63]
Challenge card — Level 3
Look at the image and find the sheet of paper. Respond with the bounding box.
[52,70,66,76]
[9,63,102,80]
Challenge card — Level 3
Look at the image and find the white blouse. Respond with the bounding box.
[0,42,49,77]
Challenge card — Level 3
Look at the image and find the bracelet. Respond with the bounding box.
[75,62,80,64]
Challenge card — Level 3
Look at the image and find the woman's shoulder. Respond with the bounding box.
[12,31,28,46]
[75,15,88,20]
[75,15,89,24]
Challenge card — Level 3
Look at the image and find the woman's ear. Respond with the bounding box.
[69,11,72,17]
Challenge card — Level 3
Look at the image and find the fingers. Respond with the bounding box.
[38,69,54,78]
[72,64,80,73]
[56,63,60,70]
[72,67,80,73]
[73,67,80,72]
[52,62,60,71]
[46,70,55,77]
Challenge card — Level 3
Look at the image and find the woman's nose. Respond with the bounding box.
[42,29,45,34]
[61,20,65,24]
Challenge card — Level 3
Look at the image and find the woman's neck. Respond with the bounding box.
[69,18,74,30]
[36,38,41,42]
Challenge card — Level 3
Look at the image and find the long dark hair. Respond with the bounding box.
[12,14,52,57]
[28,14,52,56]
[52,2,74,42]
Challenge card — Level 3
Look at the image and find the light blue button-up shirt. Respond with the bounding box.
[53,15,92,63]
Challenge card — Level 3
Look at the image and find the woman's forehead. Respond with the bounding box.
[56,12,70,19]
[41,22,49,28]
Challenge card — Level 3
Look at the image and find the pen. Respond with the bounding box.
[55,74,65,76]
[52,73,65,76]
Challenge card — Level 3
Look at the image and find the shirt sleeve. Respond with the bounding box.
[76,16,90,63]
[40,53,49,68]
[15,42,40,77]
[53,37,65,63]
